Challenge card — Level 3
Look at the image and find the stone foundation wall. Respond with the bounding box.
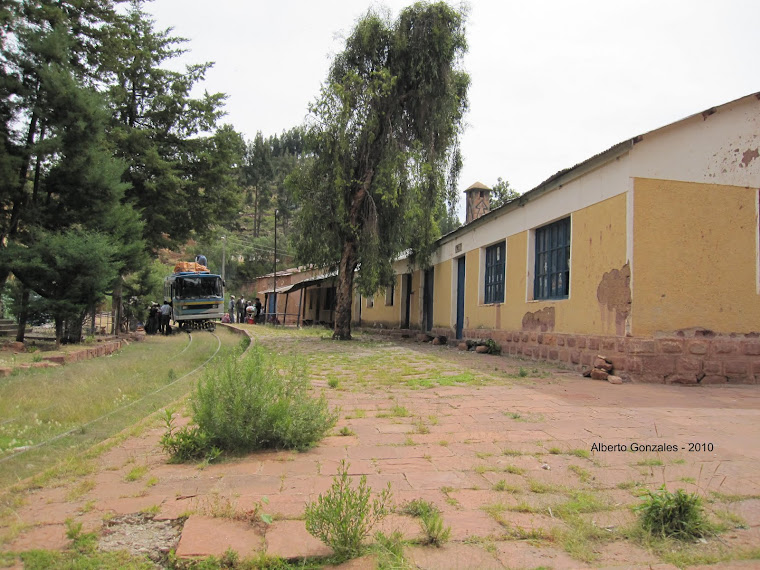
[371,326,760,385]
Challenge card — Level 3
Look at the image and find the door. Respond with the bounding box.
[423,267,434,332]
[403,274,412,329]
[456,257,465,339]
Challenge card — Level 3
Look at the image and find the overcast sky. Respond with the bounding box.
[145,0,759,220]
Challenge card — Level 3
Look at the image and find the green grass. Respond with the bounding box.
[635,458,664,467]
[504,464,524,475]
[0,329,241,488]
[568,464,592,483]
[124,465,148,482]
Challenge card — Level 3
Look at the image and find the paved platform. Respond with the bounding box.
[4,331,760,568]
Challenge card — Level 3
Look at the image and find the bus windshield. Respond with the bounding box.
[176,276,222,299]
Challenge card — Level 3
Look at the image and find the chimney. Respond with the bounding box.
[464,181,491,224]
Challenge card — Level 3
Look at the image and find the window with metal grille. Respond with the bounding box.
[534,217,570,300]
[484,241,506,304]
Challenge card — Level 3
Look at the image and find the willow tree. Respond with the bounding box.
[292,2,469,340]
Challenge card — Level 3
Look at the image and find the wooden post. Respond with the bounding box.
[297,287,304,328]
[283,293,289,326]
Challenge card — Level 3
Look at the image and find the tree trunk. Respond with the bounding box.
[55,316,63,349]
[333,239,358,340]
[112,278,122,336]
[15,285,30,343]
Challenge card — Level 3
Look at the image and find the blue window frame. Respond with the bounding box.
[484,241,505,304]
[534,217,570,300]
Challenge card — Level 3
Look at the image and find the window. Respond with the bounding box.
[534,217,570,300]
[385,282,395,306]
[366,295,374,308]
[484,241,505,304]
[324,287,337,310]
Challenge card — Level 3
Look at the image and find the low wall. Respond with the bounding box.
[366,326,760,385]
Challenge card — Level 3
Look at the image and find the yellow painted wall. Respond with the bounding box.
[360,274,401,327]
[456,193,629,335]
[433,260,452,328]
[633,178,760,335]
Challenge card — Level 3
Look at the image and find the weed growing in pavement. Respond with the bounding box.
[400,498,451,546]
[568,464,592,483]
[305,460,392,561]
[492,479,521,494]
[161,348,337,461]
[635,486,711,540]
[328,376,340,389]
[338,426,355,437]
[373,530,411,569]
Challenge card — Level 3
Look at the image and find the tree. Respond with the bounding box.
[103,3,242,251]
[490,177,520,209]
[7,228,119,346]
[291,2,469,339]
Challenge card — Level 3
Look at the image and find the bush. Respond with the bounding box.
[635,486,711,539]
[305,461,392,561]
[192,347,337,452]
[160,347,337,461]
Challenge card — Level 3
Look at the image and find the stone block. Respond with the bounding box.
[42,355,66,365]
[704,360,722,374]
[608,355,626,371]
[0,367,12,376]
[590,369,609,381]
[601,338,616,351]
[566,337,577,348]
[457,342,468,351]
[2,341,25,353]
[475,345,489,353]
[570,350,581,364]
[432,337,441,345]
[724,360,749,376]
[743,342,760,356]
[593,356,613,371]
[521,333,529,343]
[581,353,593,366]
[626,357,643,373]
[628,340,656,354]
[558,349,570,362]
[588,337,600,350]
[607,375,623,384]
[537,333,544,344]
[544,334,556,346]
[548,349,559,360]
[700,375,728,385]
[688,341,708,355]
[659,340,683,354]
[416,333,431,343]
[539,346,548,359]
[557,336,565,346]
[677,357,703,374]
[713,342,737,355]
[640,354,676,376]
[666,374,698,385]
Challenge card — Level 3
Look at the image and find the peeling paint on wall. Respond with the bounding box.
[522,306,555,332]
[597,263,631,336]
[741,148,759,168]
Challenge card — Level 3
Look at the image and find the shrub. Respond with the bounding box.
[160,348,337,462]
[160,410,220,463]
[192,347,337,452]
[305,461,392,561]
[635,486,711,539]
[401,499,450,546]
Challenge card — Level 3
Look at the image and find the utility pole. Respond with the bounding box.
[221,236,226,281]
[273,209,278,322]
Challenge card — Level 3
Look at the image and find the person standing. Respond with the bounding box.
[228,295,236,323]
[160,300,173,335]
[237,297,246,324]
[254,297,263,324]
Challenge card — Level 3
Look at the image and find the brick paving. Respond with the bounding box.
[3,328,760,568]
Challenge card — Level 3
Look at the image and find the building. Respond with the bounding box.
[359,92,760,383]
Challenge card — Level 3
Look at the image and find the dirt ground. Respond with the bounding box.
[3,326,760,569]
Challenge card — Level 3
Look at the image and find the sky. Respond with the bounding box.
[145,0,760,221]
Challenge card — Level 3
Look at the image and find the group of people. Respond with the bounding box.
[225,295,263,324]
[145,300,173,335]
